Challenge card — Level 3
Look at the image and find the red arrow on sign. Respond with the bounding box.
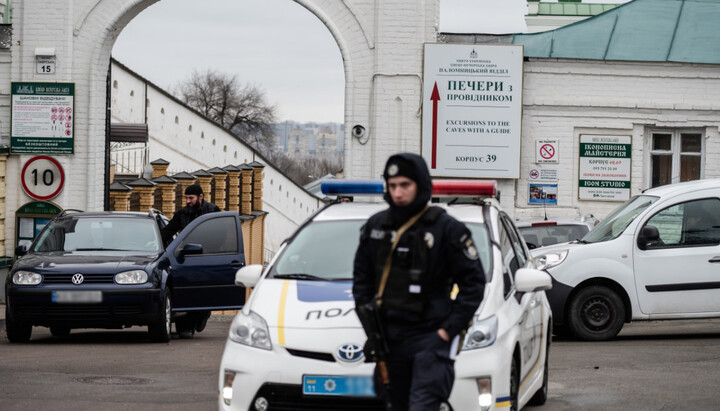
[430,82,440,169]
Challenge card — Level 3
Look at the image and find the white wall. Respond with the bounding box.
[513,59,720,221]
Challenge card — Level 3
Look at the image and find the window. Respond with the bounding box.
[180,216,238,254]
[648,129,703,188]
[644,198,720,248]
[497,219,518,297]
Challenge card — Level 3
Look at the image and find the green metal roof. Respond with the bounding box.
[513,0,720,64]
[537,2,620,16]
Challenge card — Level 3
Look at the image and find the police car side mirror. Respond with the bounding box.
[235,264,263,287]
[15,245,28,257]
[515,268,552,293]
[637,225,660,250]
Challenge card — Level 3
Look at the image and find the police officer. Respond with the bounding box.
[161,184,221,339]
[353,153,486,410]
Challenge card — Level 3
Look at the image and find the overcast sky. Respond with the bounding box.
[112,0,345,124]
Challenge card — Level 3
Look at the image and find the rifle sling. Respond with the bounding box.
[375,205,429,308]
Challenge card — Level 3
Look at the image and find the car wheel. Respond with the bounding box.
[148,288,171,343]
[567,285,625,341]
[6,306,32,343]
[528,331,550,406]
[509,354,519,411]
[50,326,71,337]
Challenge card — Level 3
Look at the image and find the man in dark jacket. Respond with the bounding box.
[353,152,486,410]
[161,184,221,339]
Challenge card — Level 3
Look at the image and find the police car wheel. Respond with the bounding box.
[528,331,550,405]
[509,354,519,411]
[567,285,625,341]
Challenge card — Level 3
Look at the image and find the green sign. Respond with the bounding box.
[17,201,62,215]
[578,135,632,201]
[11,82,75,154]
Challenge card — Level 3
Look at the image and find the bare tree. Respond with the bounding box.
[177,69,276,151]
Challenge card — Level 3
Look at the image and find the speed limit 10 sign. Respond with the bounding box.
[21,155,65,200]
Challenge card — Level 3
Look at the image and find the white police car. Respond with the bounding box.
[219,180,552,411]
[533,179,720,341]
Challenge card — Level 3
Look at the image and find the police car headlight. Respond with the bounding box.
[229,310,272,350]
[534,249,569,271]
[115,270,148,284]
[12,271,42,285]
[462,315,498,350]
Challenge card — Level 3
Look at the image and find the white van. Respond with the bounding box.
[533,179,720,341]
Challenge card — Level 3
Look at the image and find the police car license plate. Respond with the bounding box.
[52,291,103,304]
[302,375,376,397]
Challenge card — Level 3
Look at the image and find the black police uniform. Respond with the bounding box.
[353,153,486,411]
[161,193,221,337]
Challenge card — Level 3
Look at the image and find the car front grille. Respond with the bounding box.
[252,383,385,411]
[285,348,336,363]
[42,273,116,284]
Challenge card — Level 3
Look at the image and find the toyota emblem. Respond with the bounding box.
[336,343,364,363]
[71,273,84,285]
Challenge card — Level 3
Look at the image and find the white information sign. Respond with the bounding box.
[536,139,558,163]
[578,135,631,201]
[36,56,56,74]
[529,166,558,183]
[421,43,524,178]
[21,155,65,200]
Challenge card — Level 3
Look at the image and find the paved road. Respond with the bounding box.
[3,315,720,410]
[0,315,233,411]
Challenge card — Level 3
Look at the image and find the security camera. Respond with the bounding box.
[351,125,366,139]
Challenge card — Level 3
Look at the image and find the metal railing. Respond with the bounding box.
[111,144,149,176]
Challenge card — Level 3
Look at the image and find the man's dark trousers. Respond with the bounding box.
[374,330,455,410]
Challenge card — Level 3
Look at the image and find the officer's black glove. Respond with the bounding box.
[363,339,375,359]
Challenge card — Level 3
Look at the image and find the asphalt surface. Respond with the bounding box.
[4,307,720,410]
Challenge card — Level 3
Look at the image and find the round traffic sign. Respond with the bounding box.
[21,155,65,200]
[540,144,555,160]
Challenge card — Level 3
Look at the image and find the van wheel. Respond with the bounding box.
[567,285,625,341]
[6,306,32,343]
[148,289,171,343]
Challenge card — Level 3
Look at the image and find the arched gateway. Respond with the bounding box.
[6,0,439,255]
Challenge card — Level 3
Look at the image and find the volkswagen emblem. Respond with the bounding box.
[71,273,84,285]
[336,343,364,363]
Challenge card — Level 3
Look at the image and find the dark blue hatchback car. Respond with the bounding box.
[5,209,246,343]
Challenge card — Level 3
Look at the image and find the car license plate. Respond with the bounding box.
[302,375,376,397]
[51,290,103,304]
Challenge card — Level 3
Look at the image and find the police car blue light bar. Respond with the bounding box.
[321,179,384,195]
[321,179,497,197]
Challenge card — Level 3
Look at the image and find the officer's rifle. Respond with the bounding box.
[356,300,392,408]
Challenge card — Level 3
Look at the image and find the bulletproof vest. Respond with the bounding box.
[376,207,446,313]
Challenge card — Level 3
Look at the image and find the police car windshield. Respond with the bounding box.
[582,195,658,243]
[32,217,162,253]
[269,219,492,282]
[270,220,366,281]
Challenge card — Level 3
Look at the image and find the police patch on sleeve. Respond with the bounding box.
[462,238,479,260]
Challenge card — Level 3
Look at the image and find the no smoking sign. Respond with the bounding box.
[21,155,65,200]
[536,140,558,164]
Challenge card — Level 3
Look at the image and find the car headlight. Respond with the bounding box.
[115,270,148,284]
[534,249,569,271]
[462,315,498,350]
[229,310,272,350]
[12,271,42,285]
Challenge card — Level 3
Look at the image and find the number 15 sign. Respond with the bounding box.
[21,155,65,200]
